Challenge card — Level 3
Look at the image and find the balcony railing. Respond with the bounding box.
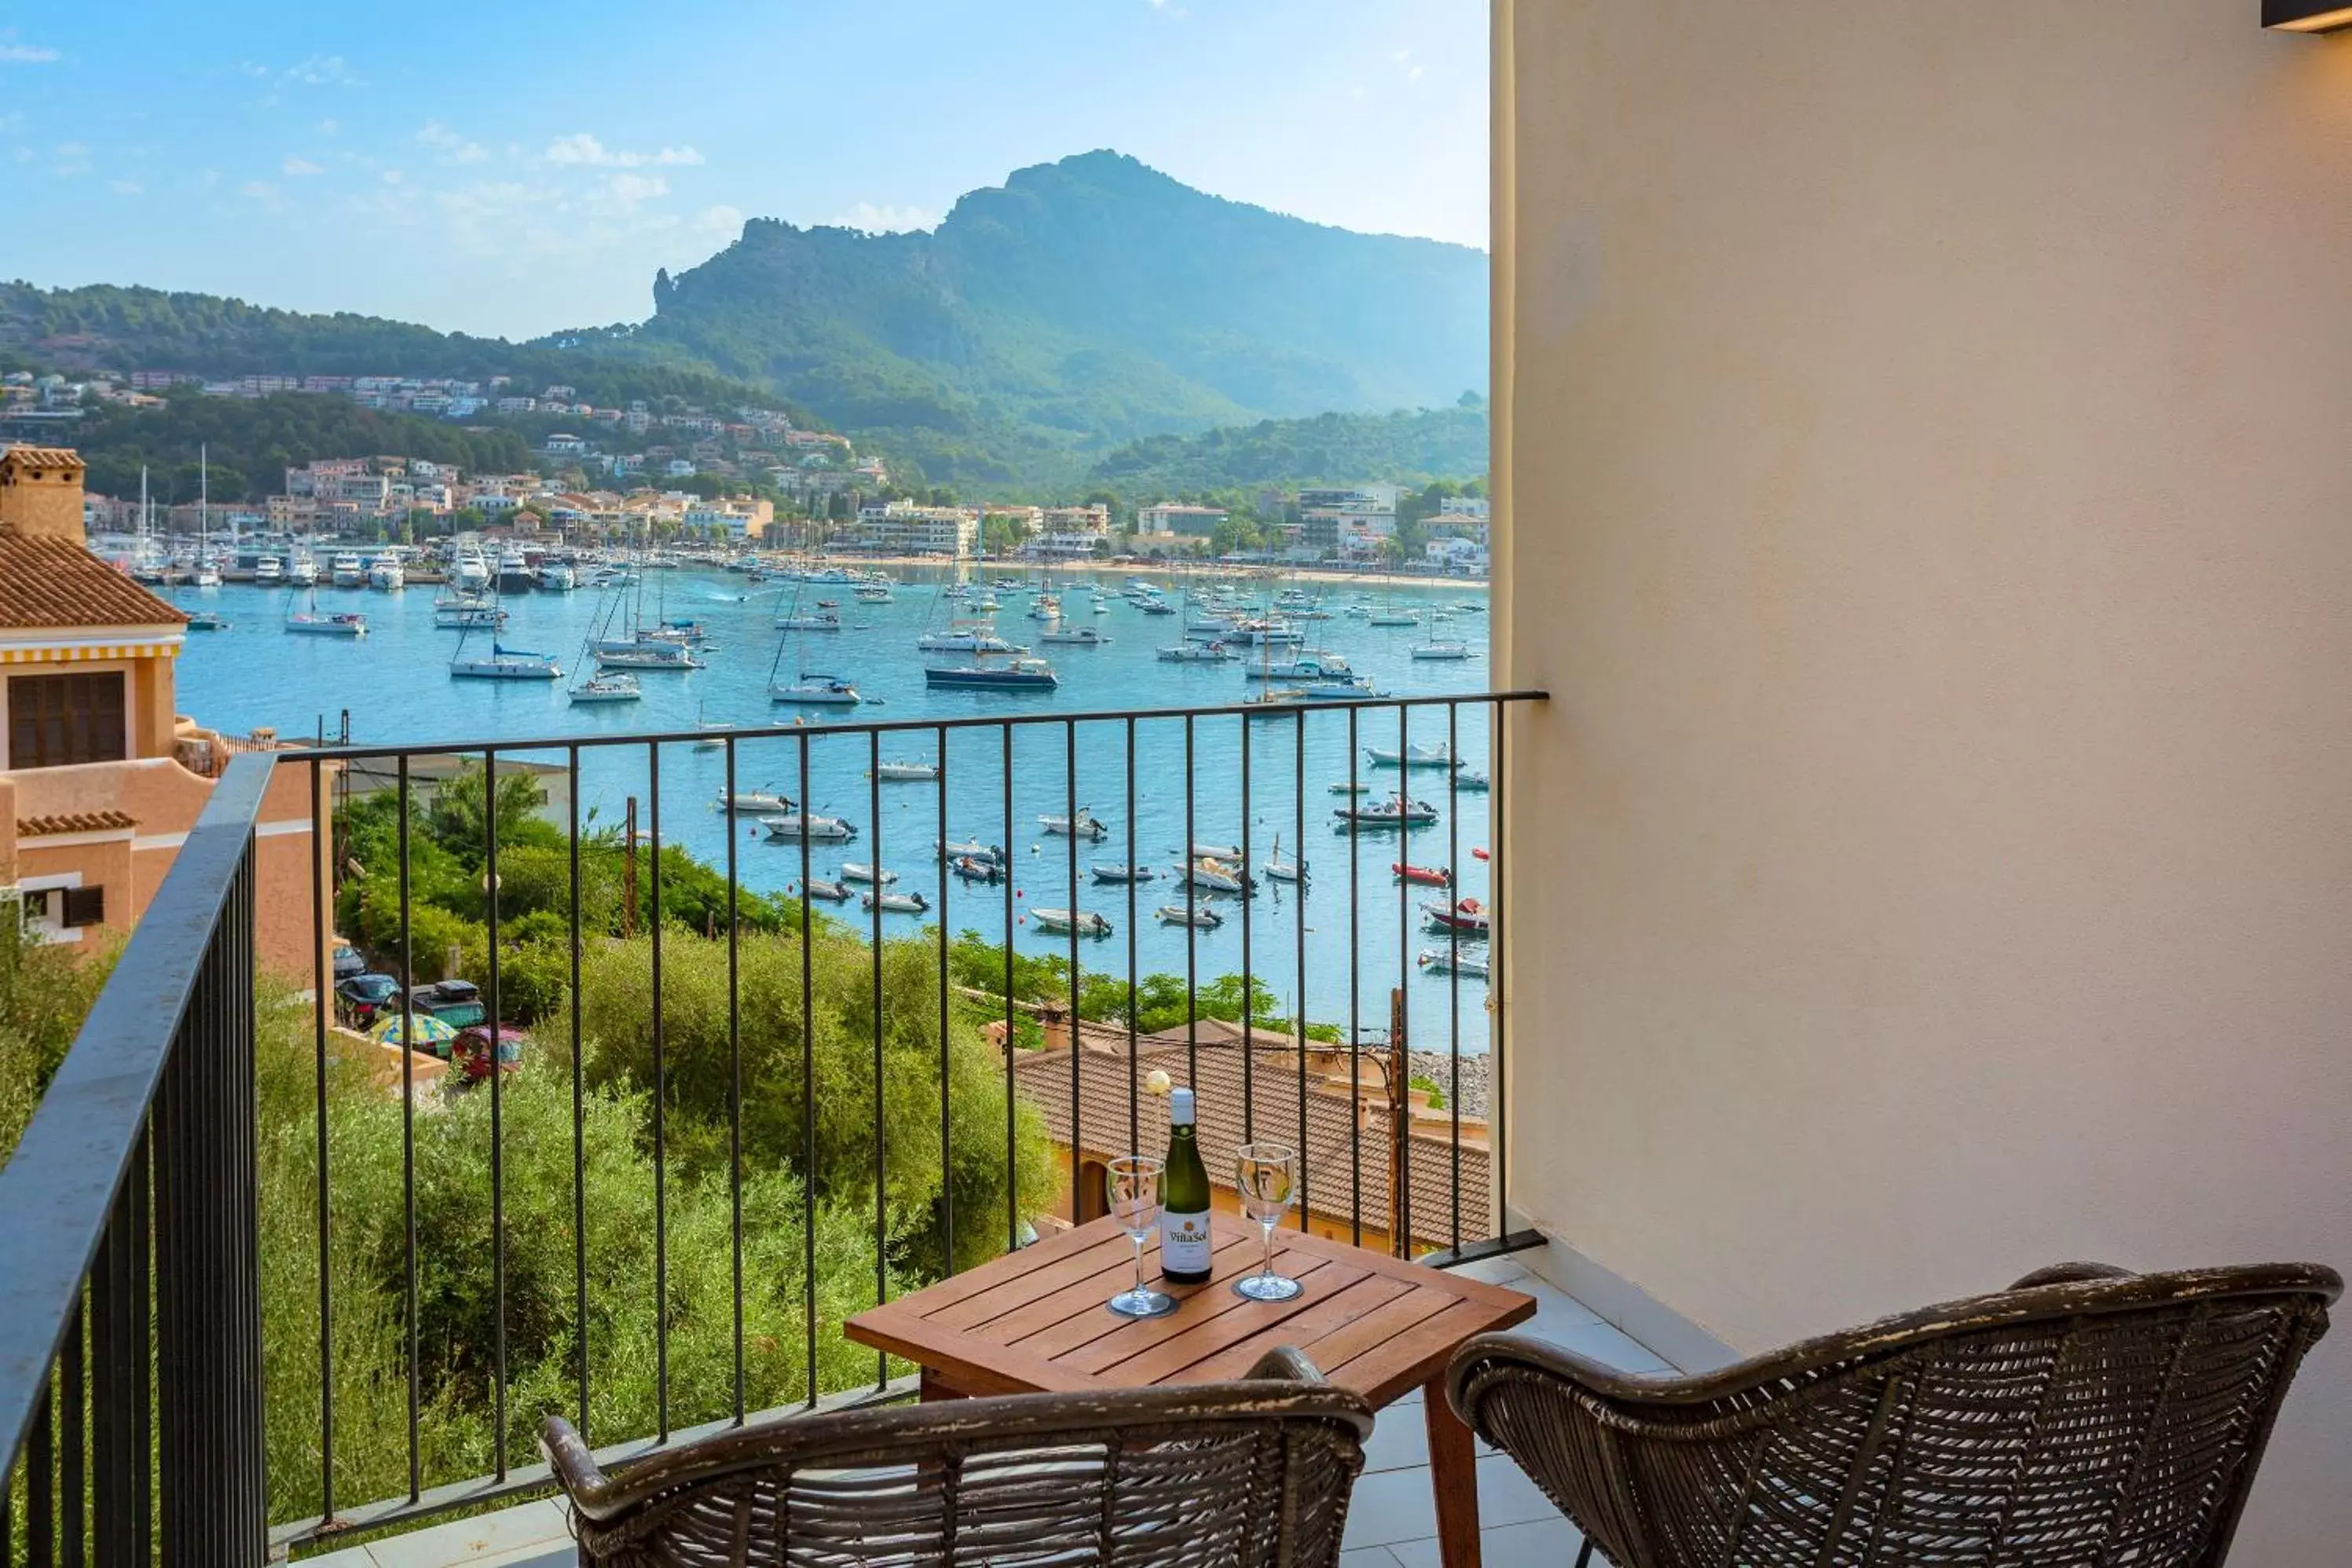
[0,690,1540,1558]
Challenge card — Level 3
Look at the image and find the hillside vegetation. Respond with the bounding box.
[1086,397,1489,496]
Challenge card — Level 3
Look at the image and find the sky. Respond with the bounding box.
[0,1,1486,341]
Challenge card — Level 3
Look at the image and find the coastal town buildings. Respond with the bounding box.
[0,445,328,973]
[1136,501,1229,539]
[846,498,980,558]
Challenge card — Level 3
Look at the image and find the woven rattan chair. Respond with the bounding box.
[541,1346,1373,1568]
[1447,1262,2339,1568]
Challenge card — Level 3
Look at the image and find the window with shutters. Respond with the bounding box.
[6,672,128,768]
[60,886,104,929]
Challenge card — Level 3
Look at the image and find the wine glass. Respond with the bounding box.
[1106,1156,1175,1318]
[1233,1142,1302,1301]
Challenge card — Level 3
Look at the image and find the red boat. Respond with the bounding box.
[1393,862,1453,888]
[1422,896,1491,936]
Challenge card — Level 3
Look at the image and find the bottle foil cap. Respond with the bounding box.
[1169,1086,1196,1124]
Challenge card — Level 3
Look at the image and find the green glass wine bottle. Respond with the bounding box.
[1158,1086,1214,1284]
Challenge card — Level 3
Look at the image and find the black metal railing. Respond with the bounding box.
[0,753,276,1568]
[2,690,1541,1557]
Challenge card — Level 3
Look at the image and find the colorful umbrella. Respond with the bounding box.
[370,1013,458,1048]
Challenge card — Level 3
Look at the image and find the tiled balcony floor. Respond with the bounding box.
[306,1255,1664,1568]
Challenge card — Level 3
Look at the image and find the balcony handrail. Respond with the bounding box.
[273,687,1552,762]
[0,751,274,1465]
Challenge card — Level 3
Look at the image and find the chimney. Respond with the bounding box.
[0,447,90,544]
[1039,1005,1072,1054]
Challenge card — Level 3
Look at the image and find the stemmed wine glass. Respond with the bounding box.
[1233,1142,1302,1301]
[1106,1156,1176,1318]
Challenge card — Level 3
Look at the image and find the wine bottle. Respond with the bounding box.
[1158,1086,1214,1284]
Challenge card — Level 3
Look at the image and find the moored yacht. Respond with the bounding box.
[368,551,405,590]
[925,656,1059,691]
[330,551,367,588]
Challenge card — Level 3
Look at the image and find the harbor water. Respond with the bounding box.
[175,568,1502,1055]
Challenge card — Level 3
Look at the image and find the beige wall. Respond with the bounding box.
[1497,2,2352,1558]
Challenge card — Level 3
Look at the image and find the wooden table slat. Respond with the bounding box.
[1321,1299,1512,1406]
[1099,1262,1374,1387]
[925,1229,1178,1332]
[1172,1273,1416,1384]
[973,1230,1256,1345]
[1286,1280,1458,1379]
[886,1220,1132,1319]
[1046,1244,1342,1376]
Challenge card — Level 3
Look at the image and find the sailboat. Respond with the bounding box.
[569,599,640,702]
[449,590,561,680]
[284,585,367,637]
[768,584,863,705]
[692,701,735,750]
[1262,836,1307,884]
[180,456,233,629]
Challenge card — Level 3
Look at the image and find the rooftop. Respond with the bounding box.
[0,530,188,631]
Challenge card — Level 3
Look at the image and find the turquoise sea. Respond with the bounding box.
[174,569,1502,1055]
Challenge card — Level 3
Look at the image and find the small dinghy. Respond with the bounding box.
[718,789,794,815]
[799,878,854,903]
[1394,863,1453,888]
[1090,863,1157,885]
[951,855,1004,884]
[1262,836,1307,884]
[1156,903,1225,930]
[1422,897,1492,937]
[874,760,940,782]
[1033,908,1113,939]
[1040,807,1110,841]
[863,889,931,915]
[840,863,897,885]
[763,812,857,843]
[1419,947,1491,980]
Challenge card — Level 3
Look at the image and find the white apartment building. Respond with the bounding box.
[1138,502,1229,538]
[849,499,979,558]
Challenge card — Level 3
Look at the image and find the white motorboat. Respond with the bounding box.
[775,611,843,632]
[1453,769,1491,792]
[1189,841,1244,862]
[287,553,321,586]
[770,675,863,706]
[718,789,795,814]
[1038,626,1105,647]
[1367,611,1420,628]
[1040,807,1109,841]
[330,552,367,588]
[569,672,641,704]
[452,554,492,593]
[1365,742,1463,770]
[762,812,857,842]
[191,559,222,589]
[253,557,284,587]
[496,549,536,594]
[1157,643,1236,664]
[1423,897,1493,937]
[916,628,1019,654]
[368,552,405,590]
[1033,908,1113,939]
[1418,947,1491,980]
[1178,857,1252,896]
[854,584,893,603]
[540,561,579,592]
[862,889,930,915]
[1410,641,1477,661]
[434,595,505,628]
[284,589,365,636]
[840,862,897,885]
[936,838,1006,864]
[874,760,940,782]
[1334,794,1442,830]
[1090,863,1157,885]
[800,877,854,903]
[1244,653,1356,683]
[1155,903,1225,930]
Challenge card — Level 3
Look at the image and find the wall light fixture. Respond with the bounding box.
[2266,2,2352,32]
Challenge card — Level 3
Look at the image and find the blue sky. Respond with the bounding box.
[0,1,1486,340]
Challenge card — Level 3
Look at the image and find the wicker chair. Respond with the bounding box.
[541,1346,1373,1568]
[1447,1262,2339,1568]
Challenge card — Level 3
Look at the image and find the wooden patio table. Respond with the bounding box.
[845,1211,1536,1568]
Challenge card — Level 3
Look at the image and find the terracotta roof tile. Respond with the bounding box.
[1013,1024,1489,1251]
[0,534,186,629]
[0,447,86,474]
[16,810,138,837]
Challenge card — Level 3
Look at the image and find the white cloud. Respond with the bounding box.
[416,120,489,165]
[0,43,60,64]
[826,202,940,234]
[52,141,90,176]
[282,156,324,176]
[240,179,280,202]
[382,169,404,185]
[12,148,32,165]
[544,133,703,169]
[1407,65,1424,86]
[595,172,669,212]
[317,118,340,136]
[109,179,142,196]
[287,54,361,87]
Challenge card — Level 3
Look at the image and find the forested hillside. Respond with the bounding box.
[1086,397,1489,495]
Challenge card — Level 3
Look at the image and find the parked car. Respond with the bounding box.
[331,941,367,981]
[406,979,485,1031]
[334,972,401,1028]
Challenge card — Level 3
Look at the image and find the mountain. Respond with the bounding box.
[556,151,1489,486]
[0,282,807,420]
[1086,397,1489,497]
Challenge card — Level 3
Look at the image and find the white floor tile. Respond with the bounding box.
[1340,1460,1445,1550]
[1446,1255,1532,1287]
[1537,1317,1674,1376]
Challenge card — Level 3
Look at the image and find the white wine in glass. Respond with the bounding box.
[1106,1156,1176,1318]
[1233,1141,1302,1301]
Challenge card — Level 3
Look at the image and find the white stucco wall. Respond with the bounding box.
[1495,3,2352,1557]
